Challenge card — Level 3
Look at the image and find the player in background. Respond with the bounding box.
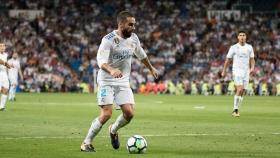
[0,43,12,111]
[8,52,23,101]
[81,11,158,152]
[221,31,255,117]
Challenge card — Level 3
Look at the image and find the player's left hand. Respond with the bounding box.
[150,67,158,79]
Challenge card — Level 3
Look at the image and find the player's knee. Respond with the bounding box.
[103,111,112,120]
[124,111,134,121]
[1,88,9,94]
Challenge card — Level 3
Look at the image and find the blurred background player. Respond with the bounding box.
[7,52,23,101]
[0,43,12,111]
[81,11,158,152]
[222,31,255,117]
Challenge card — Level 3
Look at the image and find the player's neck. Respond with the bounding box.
[238,42,245,46]
[116,29,124,39]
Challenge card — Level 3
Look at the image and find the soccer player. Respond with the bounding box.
[221,31,255,117]
[81,11,158,152]
[0,43,12,111]
[8,52,23,101]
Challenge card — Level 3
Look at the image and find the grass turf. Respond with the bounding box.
[0,93,279,158]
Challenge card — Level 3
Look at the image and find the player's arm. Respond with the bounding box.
[97,38,122,78]
[134,35,158,79]
[100,63,123,78]
[0,59,12,69]
[141,58,158,79]
[249,46,255,74]
[222,46,234,77]
[221,58,231,77]
[19,67,24,80]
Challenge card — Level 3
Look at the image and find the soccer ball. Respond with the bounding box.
[126,135,147,154]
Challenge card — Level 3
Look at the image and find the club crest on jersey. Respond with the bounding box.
[114,38,120,44]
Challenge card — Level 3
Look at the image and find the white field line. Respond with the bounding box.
[14,102,95,106]
[1,133,279,140]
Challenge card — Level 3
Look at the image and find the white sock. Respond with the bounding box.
[111,114,129,134]
[9,88,13,100]
[233,95,241,110]
[0,94,8,109]
[13,86,17,99]
[238,96,244,108]
[83,118,102,144]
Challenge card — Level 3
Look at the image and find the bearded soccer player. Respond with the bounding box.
[0,42,12,111]
[222,31,255,117]
[81,11,158,152]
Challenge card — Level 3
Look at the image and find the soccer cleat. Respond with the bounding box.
[109,125,120,149]
[0,108,5,111]
[232,111,240,117]
[80,143,96,152]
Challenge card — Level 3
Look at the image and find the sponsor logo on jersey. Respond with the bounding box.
[112,51,132,60]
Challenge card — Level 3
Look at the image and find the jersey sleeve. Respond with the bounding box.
[97,38,112,68]
[134,34,147,60]
[226,46,234,58]
[250,46,254,58]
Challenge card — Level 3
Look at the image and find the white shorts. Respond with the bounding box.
[9,76,18,85]
[97,85,135,106]
[233,72,249,89]
[0,72,9,90]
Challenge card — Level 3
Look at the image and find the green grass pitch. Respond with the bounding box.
[0,93,279,158]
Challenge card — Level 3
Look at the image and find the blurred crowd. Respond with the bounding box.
[0,0,279,95]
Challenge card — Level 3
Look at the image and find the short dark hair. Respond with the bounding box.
[117,11,134,24]
[238,30,246,35]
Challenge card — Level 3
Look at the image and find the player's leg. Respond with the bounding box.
[0,87,9,111]
[109,86,135,149]
[81,85,114,152]
[237,77,249,111]
[9,83,16,101]
[232,75,245,117]
[0,76,9,111]
[81,105,113,152]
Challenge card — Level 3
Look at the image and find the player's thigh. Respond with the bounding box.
[114,86,135,106]
[9,77,18,87]
[97,85,114,106]
[242,74,250,90]
[233,75,244,87]
[0,75,9,93]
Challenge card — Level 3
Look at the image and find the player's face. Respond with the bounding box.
[12,52,18,59]
[0,43,6,53]
[121,17,136,38]
[238,33,246,43]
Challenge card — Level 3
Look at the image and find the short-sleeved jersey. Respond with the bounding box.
[8,58,20,79]
[97,30,147,86]
[226,43,254,74]
[0,52,8,72]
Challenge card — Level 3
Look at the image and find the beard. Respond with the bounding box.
[122,29,132,38]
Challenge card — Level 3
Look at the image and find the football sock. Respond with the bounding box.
[9,86,15,100]
[238,96,243,108]
[0,94,8,109]
[83,118,102,144]
[12,86,16,99]
[233,95,241,110]
[111,114,129,134]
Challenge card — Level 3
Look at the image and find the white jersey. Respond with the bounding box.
[226,43,254,75]
[0,52,8,73]
[8,58,21,80]
[97,30,147,86]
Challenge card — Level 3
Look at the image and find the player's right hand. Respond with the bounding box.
[221,71,226,78]
[4,62,12,69]
[110,68,123,78]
